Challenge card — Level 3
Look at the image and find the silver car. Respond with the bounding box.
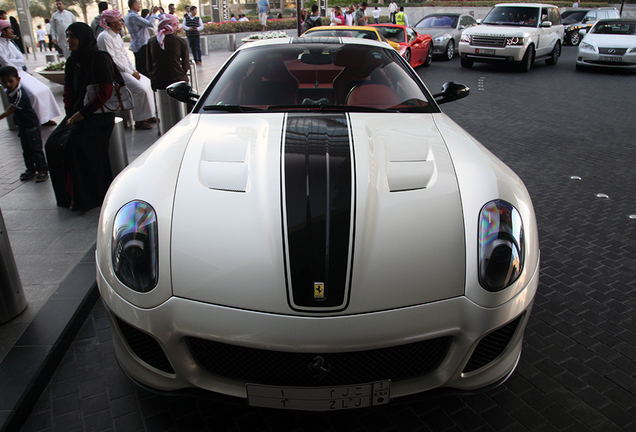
[415,13,477,60]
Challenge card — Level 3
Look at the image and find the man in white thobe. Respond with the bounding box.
[97,10,155,129]
[50,0,75,58]
[0,21,62,125]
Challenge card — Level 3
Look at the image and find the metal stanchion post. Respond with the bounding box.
[188,59,199,93]
[109,117,129,177]
[156,89,188,135]
[228,34,236,52]
[0,207,26,325]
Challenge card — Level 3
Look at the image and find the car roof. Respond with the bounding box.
[236,35,390,52]
[595,18,636,24]
[423,13,461,17]
[495,3,559,7]
[306,25,380,32]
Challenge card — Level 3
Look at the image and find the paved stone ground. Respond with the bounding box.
[17,46,636,431]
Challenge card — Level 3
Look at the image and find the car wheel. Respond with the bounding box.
[460,57,473,68]
[518,45,534,72]
[423,44,433,67]
[569,31,581,46]
[404,49,411,65]
[546,41,560,65]
[444,40,455,61]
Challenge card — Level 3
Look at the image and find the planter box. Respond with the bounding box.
[35,69,65,85]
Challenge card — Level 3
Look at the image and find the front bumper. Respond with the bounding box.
[577,52,636,69]
[98,259,539,406]
[459,43,526,62]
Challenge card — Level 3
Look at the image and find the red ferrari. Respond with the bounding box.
[370,24,433,68]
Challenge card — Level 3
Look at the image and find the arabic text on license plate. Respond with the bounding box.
[477,48,495,55]
[247,381,390,411]
[601,56,622,62]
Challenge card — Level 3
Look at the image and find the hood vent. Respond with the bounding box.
[386,141,437,192]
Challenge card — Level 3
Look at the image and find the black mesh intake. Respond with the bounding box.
[115,316,175,374]
[186,336,452,386]
[463,314,523,373]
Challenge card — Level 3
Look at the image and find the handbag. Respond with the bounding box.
[84,54,134,112]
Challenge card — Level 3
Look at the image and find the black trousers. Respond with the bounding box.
[134,45,148,76]
[19,127,47,173]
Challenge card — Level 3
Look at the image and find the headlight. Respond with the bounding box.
[112,201,158,293]
[579,42,596,53]
[434,34,450,44]
[628,47,636,54]
[460,34,471,43]
[506,37,524,46]
[478,200,524,292]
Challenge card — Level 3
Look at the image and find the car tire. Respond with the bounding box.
[546,41,560,65]
[518,45,534,72]
[460,57,473,68]
[423,44,433,67]
[404,49,411,65]
[444,40,454,61]
[569,31,581,46]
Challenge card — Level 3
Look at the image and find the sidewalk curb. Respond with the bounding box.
[0,246,99,432]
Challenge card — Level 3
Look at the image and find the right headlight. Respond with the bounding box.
[460,34,471,43]
[579,42,597,53]
[112,200,158,293]
[478,200,524,292]
[506,37,525,46]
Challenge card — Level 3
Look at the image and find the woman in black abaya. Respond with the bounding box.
[45,22,117,211]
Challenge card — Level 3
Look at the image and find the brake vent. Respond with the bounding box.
[463,314,523,373]
[115,316,175,374]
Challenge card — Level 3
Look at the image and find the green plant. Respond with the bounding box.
[43,60,66,71]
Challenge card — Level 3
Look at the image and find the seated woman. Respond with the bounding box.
[97,9,156,129]
[45,22,116,211]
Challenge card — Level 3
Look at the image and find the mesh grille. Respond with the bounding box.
[463,314,523,373]
[115,317,175,374]
[599,48,627,55]
[187,336,452,386]
[470,36,507,47]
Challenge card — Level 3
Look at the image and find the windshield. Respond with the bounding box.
[305,29,380,40]
[591,21,636,35]
[198,43,435,113]
[416,15,459,29]
[562,10,587,24]
[483,6,540,27]
[374,26,406,43]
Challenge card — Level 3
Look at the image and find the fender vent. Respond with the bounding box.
[463,314,523,373]
[115,316,175,374]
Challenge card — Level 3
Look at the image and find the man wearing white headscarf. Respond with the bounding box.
[146,14,190,91]
[0,20,62,125]
[97,9,156,130]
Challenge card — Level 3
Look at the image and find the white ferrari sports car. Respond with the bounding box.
[97,37,539,411]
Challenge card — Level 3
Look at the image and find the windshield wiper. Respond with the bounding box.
[202,104,264,112]
[266,104,399,113]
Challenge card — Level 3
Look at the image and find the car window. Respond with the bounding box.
[585,12,597,22]
[460,16,476,28]
[483,6,540,27]
[375,26,406,43]
[306,29,379,41]
[562,10,587,23]
[406,27,417,43]
[547,8,561,25]
[198,43,435,112]
[417,15,458,28]
[598,11,608,20]
[591,21,636,35]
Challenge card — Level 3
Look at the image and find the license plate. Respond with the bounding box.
[476,48,495,55]
[601,56,622,62]
[247,381,390,411]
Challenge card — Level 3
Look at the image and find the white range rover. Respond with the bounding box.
[459,3,563,72]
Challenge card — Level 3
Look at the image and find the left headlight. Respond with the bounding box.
[579,41,596,53]
[460,34,471,43]
[434,34,450,44]
[506,37,524,46]
[112,201,158,293]
[478,200,524,292]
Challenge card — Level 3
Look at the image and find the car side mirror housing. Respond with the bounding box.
[540,21,552,28]
[167,81,199,105]
[579,28,588,36]
[433,81,470,105]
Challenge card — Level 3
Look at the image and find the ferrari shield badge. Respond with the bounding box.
[314,282,325,299]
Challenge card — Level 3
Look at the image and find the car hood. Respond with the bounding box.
[581,34,636,48]
[464,24,534,37]
[417,27,456,39]
[170,112,466,315]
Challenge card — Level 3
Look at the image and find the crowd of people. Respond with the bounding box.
[1,1,409,213]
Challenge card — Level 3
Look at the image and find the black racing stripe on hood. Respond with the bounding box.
[283,113,353,310]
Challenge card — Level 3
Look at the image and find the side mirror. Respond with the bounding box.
[167,81,199,105]
[579,28,588,36]
[433,81,470,105]
[540,21,552,28]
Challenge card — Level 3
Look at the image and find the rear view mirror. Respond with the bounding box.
[433,81,470,105]
[167,81,199,105]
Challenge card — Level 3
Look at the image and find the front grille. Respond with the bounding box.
[470,35,507,48]
[463,314,523,373]
[187,336,452,386]
[115,317,175,374]
[599,48,627,55]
